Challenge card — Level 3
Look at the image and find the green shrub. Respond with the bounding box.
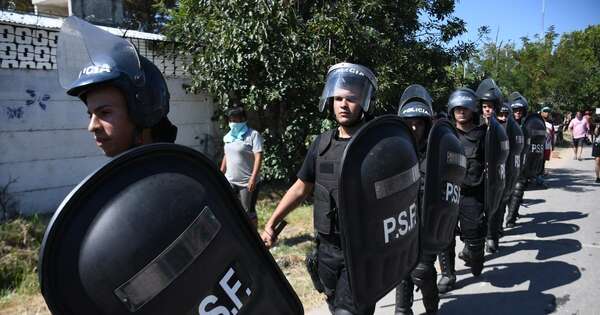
[0,216,47,296]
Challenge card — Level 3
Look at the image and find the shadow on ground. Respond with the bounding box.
[544,168,596,193]
[281,233,314,246]
[434,207,585,313]
[520,198,545,206]
[439,261,581,315]
[488,238,582,262]
[503,211,588,238]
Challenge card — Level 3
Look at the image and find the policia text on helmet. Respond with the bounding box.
[58,16,177,157]
[397,84,434,154]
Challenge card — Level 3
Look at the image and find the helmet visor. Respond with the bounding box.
[58,16,144,95]
[318,68,374,112]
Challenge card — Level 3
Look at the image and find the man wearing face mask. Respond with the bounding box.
[261,63,377,315]
[220,106,264,227]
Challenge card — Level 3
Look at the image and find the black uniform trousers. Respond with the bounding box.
[459,196,485,241]
[317,234,375,315]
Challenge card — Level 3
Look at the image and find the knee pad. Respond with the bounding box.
[514,181,526,195]
[410,262,436,288]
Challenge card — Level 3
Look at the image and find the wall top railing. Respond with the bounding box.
[0,10,186,77]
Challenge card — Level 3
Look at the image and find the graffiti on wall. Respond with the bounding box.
[0,24,57,70]
[2,89,51,120]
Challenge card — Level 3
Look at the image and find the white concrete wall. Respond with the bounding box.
[0,69,219,215]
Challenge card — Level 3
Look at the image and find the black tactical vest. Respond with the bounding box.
[458,125,486,197]
[313,129,350,235]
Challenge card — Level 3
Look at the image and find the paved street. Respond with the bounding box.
[309,146,600,315]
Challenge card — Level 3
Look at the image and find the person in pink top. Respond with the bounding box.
[569,111,590,160]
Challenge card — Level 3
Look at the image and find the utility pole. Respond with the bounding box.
[495,27,500,78]
[542,0,546,34]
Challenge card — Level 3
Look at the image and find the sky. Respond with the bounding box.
[449,0,600,46]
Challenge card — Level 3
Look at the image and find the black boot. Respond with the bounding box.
[506,180,526,227]
[437,247,456,293]
[505,197,519,228]
[485,238,498,253]
[458,244,469,265]
[504,201,519,229]
[411,261,439,314]
[395,279,414,315]
[487,198,506,253]
[463,240,485,276]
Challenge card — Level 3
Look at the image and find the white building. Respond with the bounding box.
[0,3,220,215]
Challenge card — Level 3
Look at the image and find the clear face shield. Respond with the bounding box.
[318,64,376,112]
[58,16,144,95]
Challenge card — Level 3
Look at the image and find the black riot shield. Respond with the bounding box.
[39,144,302,315]
[485,116,510,217]
[504,115,525,196]
[421,119,467,255]
[521,113,547,178]
[338,115,420,306]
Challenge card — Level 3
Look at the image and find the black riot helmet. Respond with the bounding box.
[398,84,434,119]
[509,91,529,117]
[476,78,503,113]
[58,16,173,134]
[318,62,377,113]
[398,84,434,145]
[497,101,512,123]
[500,102,512,114]
[447,88,480,125]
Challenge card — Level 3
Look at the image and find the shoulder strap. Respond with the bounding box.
[318,129,335,156]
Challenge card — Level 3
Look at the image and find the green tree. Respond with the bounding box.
[122,0,177,33]
[162,0,472,180]
[551,25,600,112]
[0,0,33,12]
[469,24,600,115]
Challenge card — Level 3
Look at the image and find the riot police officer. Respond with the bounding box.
[261,63,377,315]
[486,101,524,252]
[437,88,487,293]
[58,17,177,158]
[475,79,505,253]
[42,16,305,315]
[506,92,529,227]
[497,103,510,123]
[394,85,438,315]
[476,79,502,125]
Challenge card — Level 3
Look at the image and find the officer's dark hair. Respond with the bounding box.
[227,106,247,120]
[151,117,178,143]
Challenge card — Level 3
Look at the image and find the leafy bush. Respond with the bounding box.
[162,0,473,180]
[0,216,46,296]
